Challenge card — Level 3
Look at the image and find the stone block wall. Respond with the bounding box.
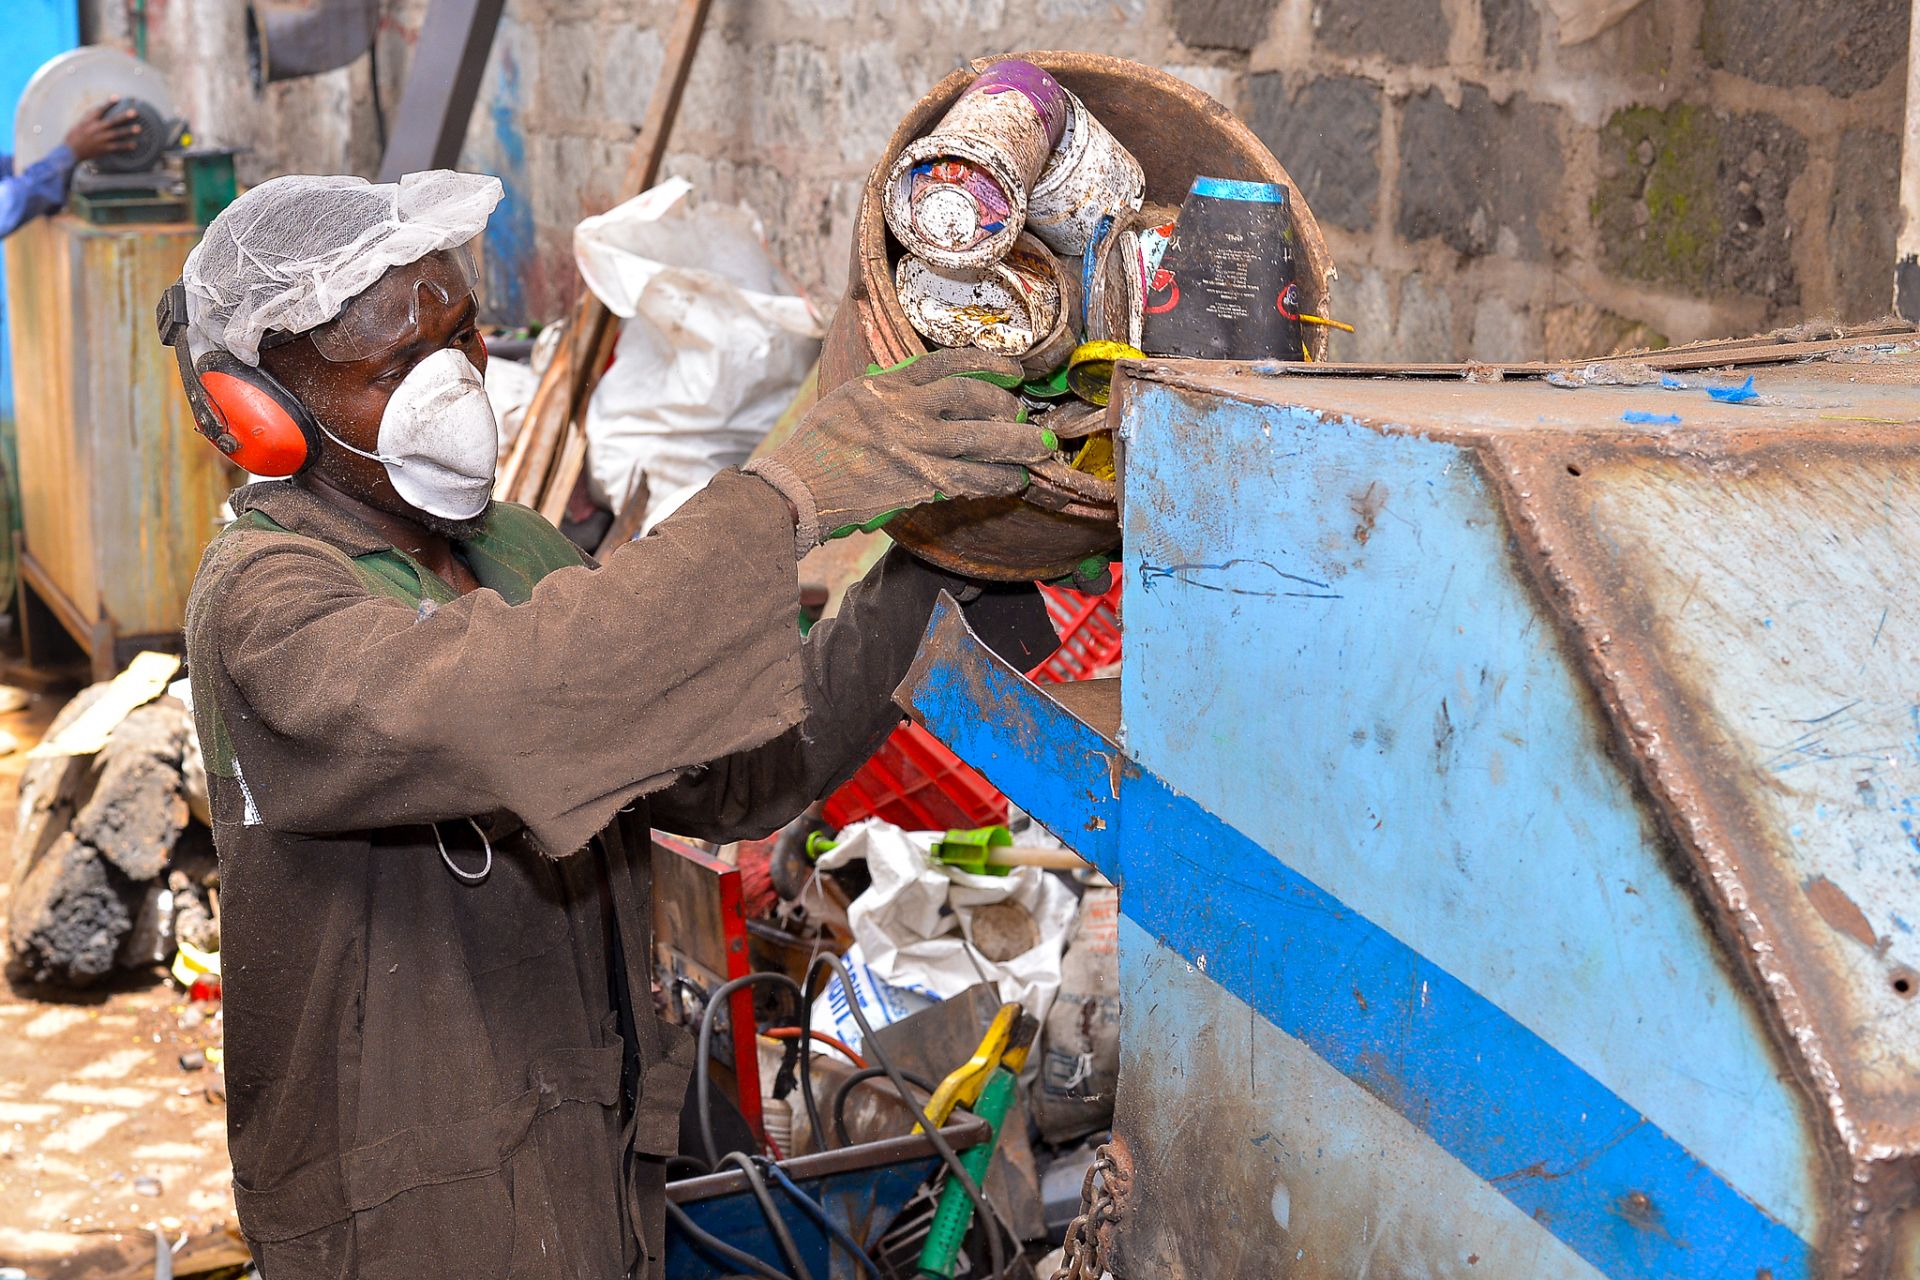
[87,0,1908,362]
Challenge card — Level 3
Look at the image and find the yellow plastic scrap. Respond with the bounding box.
[1066,340,1146,408]
[1070,433,1116,481]
[171,935,221,989]
[915,1002,1020,1133]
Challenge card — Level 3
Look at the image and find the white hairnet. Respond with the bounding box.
[182,170,504,365]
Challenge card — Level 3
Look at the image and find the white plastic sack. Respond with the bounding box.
[575,179,822,531]
[809,942,934,1054]
[808,820,1079,1050]
[483,356,539,456]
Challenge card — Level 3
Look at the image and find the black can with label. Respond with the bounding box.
[1139,176,1304,361]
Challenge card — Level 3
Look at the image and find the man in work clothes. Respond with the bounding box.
[174,171,1056,1279]
[0,100,141,237]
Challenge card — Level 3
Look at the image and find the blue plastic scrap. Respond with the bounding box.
[1623,411,1683,425]
[1659,373,1760,404]
[1709,375,1760,403]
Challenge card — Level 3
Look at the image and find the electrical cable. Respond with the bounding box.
[666,1153,711,1181]
[665,1199,795,1280]
[722,1151,816,1280]
[695,971,826,1168]
[804,953,1011,1280]
[762,1155,885,1279]
[763,1026,867,1068]
[827,1065,939,1149]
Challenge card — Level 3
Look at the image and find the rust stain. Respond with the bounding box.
[1611,1189,1676,1243]
[1352,986,1368,1012]
[1803,876,1880,952]
[1489,1160,1565,1185]
[1471,413,1920,1273]
[1350,481,1384,546]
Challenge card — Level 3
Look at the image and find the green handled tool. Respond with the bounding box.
[806,825,1086,876]
[916,1016,1037,1279]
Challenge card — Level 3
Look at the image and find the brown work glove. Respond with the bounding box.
[744,348,1053,559]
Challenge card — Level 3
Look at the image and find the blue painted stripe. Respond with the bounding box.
[1190,176,1289,203]
[907,598,1813,1280]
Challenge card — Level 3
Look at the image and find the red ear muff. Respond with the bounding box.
[194,352,322,478]
[155,280,321,477]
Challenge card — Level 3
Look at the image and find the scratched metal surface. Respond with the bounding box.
[902,596,1814,1279]
[1115,381,1820,1239]
[1115,919,1606,1280]
[1098,349,1920,1273]
[1577,452,1920,1089]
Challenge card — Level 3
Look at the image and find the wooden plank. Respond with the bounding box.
[6,218,90,627]
[74,220,236,636]
[496,333,573,505]
[519,0,716,518]
[621,0,715,198]
[536,421,588,525]
[5,216,237,663]
[594,467,652,557]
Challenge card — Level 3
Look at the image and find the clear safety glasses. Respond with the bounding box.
[262,243,480,364]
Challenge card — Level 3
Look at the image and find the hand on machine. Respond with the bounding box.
[744,347,1056,556]
[62,98,142,164]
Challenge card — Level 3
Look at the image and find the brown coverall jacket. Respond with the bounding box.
[183,472,1052,1280]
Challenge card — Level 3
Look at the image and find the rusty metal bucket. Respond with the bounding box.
[821,50,1336,582]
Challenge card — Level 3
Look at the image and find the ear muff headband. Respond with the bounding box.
[155,281,321,478]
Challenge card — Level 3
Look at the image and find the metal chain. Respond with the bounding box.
[1050,1143,1122,1280]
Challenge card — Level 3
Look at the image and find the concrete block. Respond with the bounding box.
[601,25,666,129]
[1160,63,1243,110]
[753,42,838,154]
[1829,128,1900,320]
[1543,303,1668,360]
[1397,86,1564,261]
[1394,272,1457,361]
[537,21,600,122]
[1328,266,1457,361]
[837,44,923,166]
[1249,72,1381,232]
[1467,294,1540,361]
[913,0,1007,29]
[788,0,856,20]
[1332,265,1394,362]
[1314,0,1451,65]
[1700,0,1908,97]
[1042,0,1147,17]
[1481,0,1540,70]
[1593,103,1804,304]
[1173,0,1281,51]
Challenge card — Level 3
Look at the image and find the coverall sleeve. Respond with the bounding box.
[0,146,75,239]
[646,553,1059,843]
[191,471,811,856]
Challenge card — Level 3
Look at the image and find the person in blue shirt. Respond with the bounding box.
[0,102,140,238]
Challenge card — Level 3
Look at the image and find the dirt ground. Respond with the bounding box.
[0,684,237,1278]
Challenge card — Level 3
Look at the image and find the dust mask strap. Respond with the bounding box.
[316,420,401,468]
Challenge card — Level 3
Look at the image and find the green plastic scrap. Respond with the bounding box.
[806,824,1018,876]
[928,825,1015,876]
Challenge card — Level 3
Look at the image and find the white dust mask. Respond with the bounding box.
[321,347,499,520]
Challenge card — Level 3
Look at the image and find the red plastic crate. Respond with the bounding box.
[821,578,1124,831]
[1031,579,1123,685]
[821,720,1008,831]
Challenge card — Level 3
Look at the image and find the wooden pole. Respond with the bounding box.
[506,0,716,516]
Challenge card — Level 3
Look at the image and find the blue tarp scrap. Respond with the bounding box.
[1709,375,1759,403]
[1659,373,1760,404]
[1623,411,1683,425]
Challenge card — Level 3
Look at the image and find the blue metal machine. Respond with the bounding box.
[900,333,1920,1278]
